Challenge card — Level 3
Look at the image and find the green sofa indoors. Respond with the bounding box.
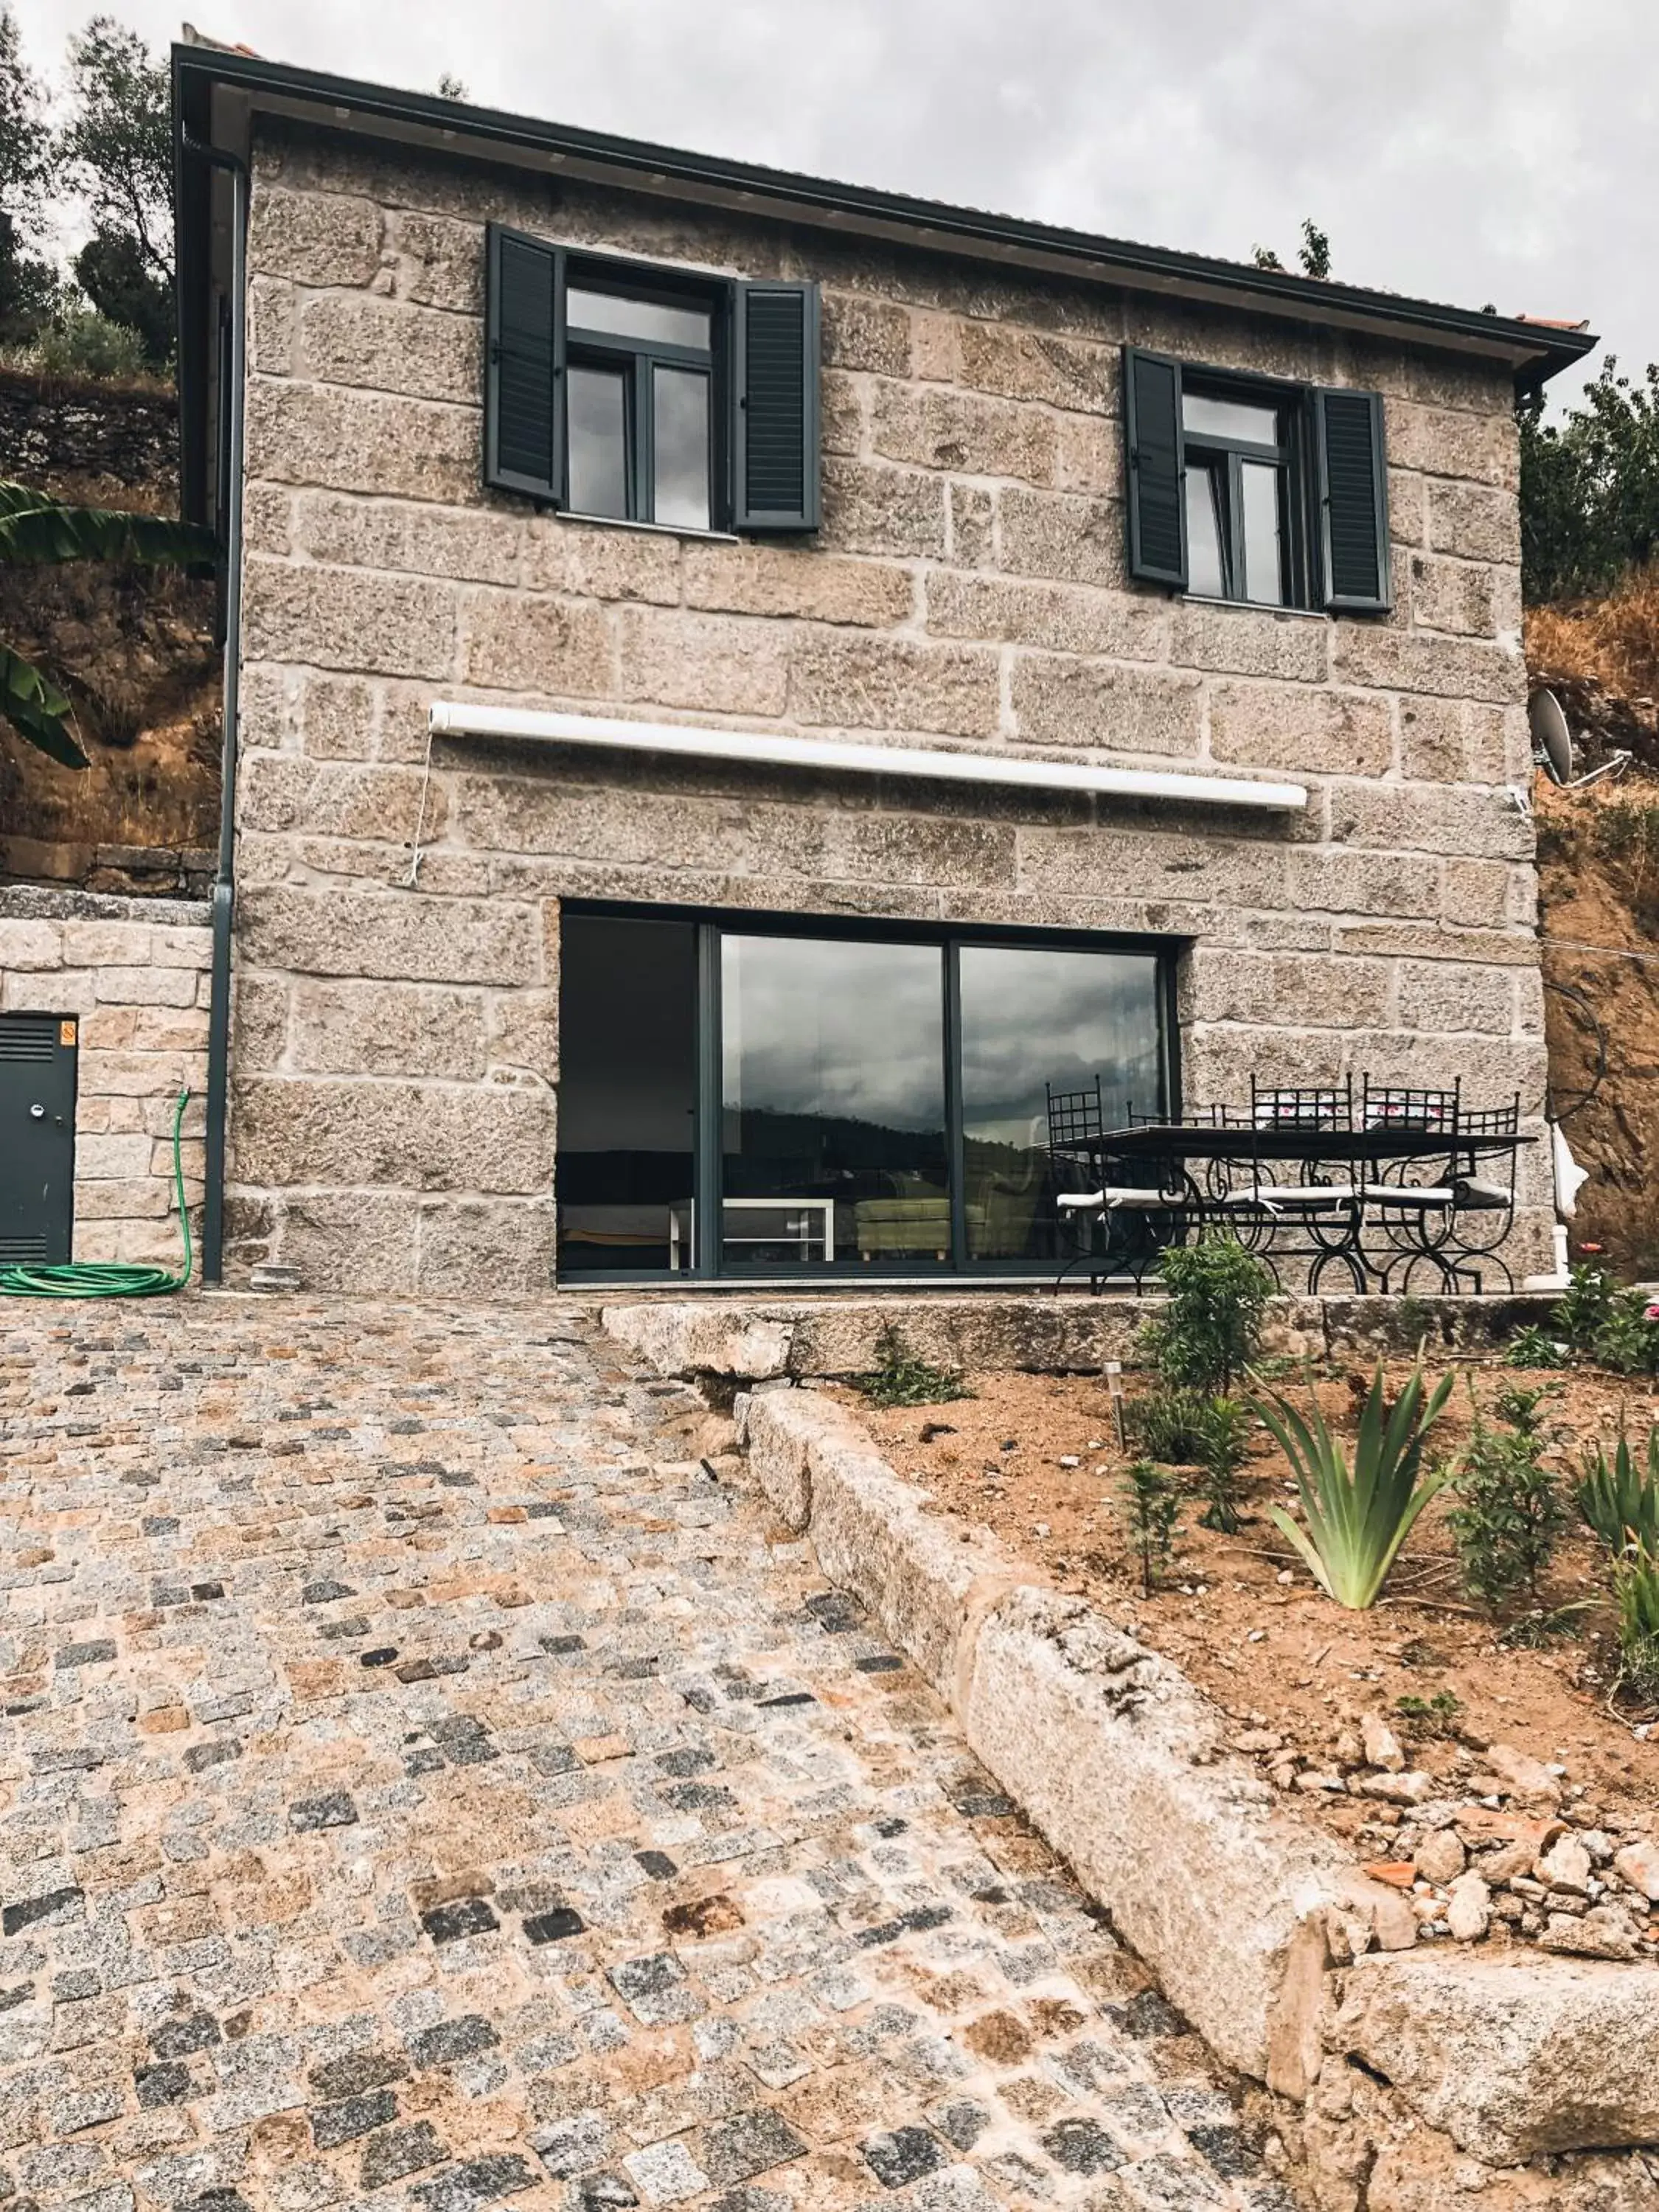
[852,1156,1046,1262]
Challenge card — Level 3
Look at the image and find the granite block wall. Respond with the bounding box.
[222,120,1549,1290]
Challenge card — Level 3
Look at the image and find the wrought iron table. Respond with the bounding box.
[1071,1121,1534,1293]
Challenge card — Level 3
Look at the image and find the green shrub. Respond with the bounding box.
[1128,1388,1254,1533]
[1615,1554,1659,1705]
[26,308,150,380]
[1554,1264,1621,1351]
[1253,1360,1454,1610]
[1577,1427,1659,1559]
[1130,1386,1214,1464]
[1143,1235,1273,1395]
[1590,800,1659,865]
[1394,1688,1462,1736]
[1121,1460,1180,1596]
[1196,1394,1252,1535]
[1505,1322,1566,1370]
[1449,1382,1568,1609]
[1588,1292,1659,1378]
[1531,1266,1659,1378]
[857,1324,970,1409]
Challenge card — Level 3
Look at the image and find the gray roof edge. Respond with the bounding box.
[173,43,1596,383]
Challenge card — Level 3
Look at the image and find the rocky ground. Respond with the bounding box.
[852,1361,1659,1975]
[0,1293,1296,2212]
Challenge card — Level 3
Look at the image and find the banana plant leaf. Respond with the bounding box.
[1253,1360,1455,1609]
[0,484,218,572]
[0,644,86,768]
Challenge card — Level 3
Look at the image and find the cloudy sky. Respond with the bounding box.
[13,0,1652,408]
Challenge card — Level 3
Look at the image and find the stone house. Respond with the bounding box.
[149,44,1596,1294]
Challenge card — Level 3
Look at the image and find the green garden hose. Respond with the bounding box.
[0,1088,192,1298]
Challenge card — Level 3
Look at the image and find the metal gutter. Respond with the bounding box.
[426,703,1309,813]
[181,133,248,1286]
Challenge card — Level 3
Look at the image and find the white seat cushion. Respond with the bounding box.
[1226,1183,1355,1210]
[1362,1183,1454,1206]
[1455,1177,1512,1208]
[1057,1186,1180,1211]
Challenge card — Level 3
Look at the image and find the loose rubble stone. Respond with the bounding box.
[1537,1834,1593,1896]
[1539,1906,1640,1961]
[1613,1840,1659,1902]
[1484,1742,1563,1806]
[1413,1830,1466,1885]
[1360,1714,1405,1773]
[1355,1769,1434,1805]
[1446,1874,1492,1943]
[0,1295,1268,2212]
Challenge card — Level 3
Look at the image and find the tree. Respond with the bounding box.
[1298,219,1331,282]
[436,72,470,100]
[1520,355,1659,604]
[56,16,173,364]
[0,5,58,348]
[1248,220,1331,281]
[0,482,215,767]
[73,229,172,362]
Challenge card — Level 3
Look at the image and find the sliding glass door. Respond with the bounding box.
[722,933,949,1272]
[958,943,1164,1267]
[557,908,1170,1279]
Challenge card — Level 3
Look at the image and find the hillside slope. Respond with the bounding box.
[1531,581,1659,1276]
[0,367,220,893]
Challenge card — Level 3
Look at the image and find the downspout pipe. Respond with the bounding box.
[183,134,248,1286]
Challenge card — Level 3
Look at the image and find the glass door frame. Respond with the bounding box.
[560,900,1183,1283]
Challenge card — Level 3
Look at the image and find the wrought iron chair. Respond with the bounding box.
[1046,1079,1186,1290]
[1221,1077,1362,1284]
[1441,1096,1524,1291]
[1360,1077,1461,1134]
[1357,1079,1465,1289]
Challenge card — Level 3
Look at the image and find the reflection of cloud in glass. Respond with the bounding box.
[723,936,944,1130]
[961,947,1161,1143]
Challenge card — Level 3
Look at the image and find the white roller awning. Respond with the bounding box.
[426,702,1307,813]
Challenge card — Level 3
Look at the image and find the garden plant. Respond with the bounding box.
[1253,1360,1455,1610]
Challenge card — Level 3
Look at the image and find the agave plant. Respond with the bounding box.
[1253,1360,1455,1609]
[1577,1427,1659,1560]
[0,481,216,768]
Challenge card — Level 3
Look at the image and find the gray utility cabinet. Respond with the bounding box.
[0,1012,77,1263]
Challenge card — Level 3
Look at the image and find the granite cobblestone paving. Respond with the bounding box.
[0,1295,1299,2212]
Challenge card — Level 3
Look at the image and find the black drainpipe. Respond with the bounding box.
[185,136,248,1285]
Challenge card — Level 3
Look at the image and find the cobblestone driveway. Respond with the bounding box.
[1,1296,1296,2212]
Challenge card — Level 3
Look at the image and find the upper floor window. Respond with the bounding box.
[1124,347,1391,614]
[484,229,821,535]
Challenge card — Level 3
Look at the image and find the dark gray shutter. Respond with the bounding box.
[1315,386,1391,611]
[1123,347,1186,588]
[733,281,820,531]
[484,225,563,502]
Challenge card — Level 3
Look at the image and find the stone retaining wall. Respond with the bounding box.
[734,1377,1659,2205]
[0,885,210,1265]
[223,116,1554,1293]
[598,1290,1552,1384]
[0,366,180,495]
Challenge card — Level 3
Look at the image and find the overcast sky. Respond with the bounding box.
[13,0,1653,410]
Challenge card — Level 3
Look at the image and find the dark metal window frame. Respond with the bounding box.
[558,900,1182,1284]
[1180,366,1315,609]
[563,254,727,529]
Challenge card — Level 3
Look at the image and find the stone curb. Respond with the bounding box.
[735,1381,1659,2167]
[601,1291,1552,1387]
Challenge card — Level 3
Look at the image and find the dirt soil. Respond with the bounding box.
[838,1358,1659,1881]
[1537,767,1659,1278]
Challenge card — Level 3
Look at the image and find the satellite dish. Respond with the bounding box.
[1530,688,1573,783]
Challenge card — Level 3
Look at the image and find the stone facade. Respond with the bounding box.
[0,885,209,1265]
[225,117,1551,1292]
